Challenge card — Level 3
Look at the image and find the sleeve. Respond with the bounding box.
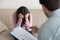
[13,13,22,27]
[25,13,32,27]
[16,19,22,27]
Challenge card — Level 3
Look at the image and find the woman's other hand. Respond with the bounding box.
[25,13,29,21]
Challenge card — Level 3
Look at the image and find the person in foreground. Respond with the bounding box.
[38,0,60,40]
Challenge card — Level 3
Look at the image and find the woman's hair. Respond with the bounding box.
[39,0,60,11]
[15,6,30,26]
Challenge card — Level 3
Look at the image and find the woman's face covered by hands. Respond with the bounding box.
[18,13,29,19]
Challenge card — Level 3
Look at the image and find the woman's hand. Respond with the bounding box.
[18,14,24,19]
[25,13,29,21]
[18,14,24,22]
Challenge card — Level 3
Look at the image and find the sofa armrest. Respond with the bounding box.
[0,21,8,33]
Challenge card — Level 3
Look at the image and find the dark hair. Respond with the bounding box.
[15,6,30,27]
[39,0,60,11]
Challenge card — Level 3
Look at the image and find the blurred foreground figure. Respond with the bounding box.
[38,0,60,40]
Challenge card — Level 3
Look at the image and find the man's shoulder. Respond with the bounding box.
[43,16,60,26]
[40,17,60,33]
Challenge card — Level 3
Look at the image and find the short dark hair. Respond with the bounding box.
[39,0,60,11]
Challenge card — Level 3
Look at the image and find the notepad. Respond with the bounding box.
[10,26,38,40]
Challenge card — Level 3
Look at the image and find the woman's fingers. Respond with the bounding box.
[18,14,24,19]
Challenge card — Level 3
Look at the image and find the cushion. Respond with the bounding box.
[0,21,8,33]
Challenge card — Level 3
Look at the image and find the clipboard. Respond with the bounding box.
[10,26,38,40]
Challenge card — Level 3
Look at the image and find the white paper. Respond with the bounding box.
[10,26,38,40]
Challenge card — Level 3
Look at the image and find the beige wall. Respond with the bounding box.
[0,0,41,9]
[0,9,47,30]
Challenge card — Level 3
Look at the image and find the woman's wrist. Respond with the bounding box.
[19,18,22,21]
[25,18,28,21]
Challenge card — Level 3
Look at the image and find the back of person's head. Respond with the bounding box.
[39,0,60,11]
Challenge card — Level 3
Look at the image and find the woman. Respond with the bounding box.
[13,6,33,34]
